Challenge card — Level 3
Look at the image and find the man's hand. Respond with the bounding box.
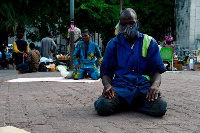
[75,64,81,70]
[23,52,28,57]
[102,85,115,99]
[147,72,162,102]
[146,85,161,102]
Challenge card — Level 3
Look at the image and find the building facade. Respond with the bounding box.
[175,0,200,50]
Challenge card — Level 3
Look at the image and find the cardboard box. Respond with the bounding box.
[194,64,200,71]
[173,60,178,64]
[173,64,182,71]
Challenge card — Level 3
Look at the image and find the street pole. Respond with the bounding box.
[70,0,74,71]
[59,18,62,54]
[120,0,123,13]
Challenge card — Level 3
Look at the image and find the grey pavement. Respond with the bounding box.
[0,68,18,77]
[0,69,200,133]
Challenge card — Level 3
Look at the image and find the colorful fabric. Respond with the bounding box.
[26,49,41,72]
[72,41,102,80]
[165,35,173,42]
[72,68,99,80]
[13,40,29,65]
[5,52,12,59]
[13,40,29,53]
[73,41,102,69]
[100,32,166,104]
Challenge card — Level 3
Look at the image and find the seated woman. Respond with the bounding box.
[26,43,41,72]
[163,35,175,55]
[162,35,175,70]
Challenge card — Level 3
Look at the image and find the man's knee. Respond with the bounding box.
[90,71,100,80]
[72,70,84,80]
[150,98,167,117]
[94,97,114,116]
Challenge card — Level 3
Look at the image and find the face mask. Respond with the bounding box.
[119,23,138,39]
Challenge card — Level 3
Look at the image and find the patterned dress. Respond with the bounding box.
[26,49,41,72]
[72,41,103,80]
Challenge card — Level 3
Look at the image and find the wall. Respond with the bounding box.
[175,0,200,50]
[175,0,190,49]
[190,0,200,50]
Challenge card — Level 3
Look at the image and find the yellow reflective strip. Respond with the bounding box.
[142,75,151,81]
[142,34,152,57]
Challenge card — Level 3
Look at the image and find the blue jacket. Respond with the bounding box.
[100,32,166,104]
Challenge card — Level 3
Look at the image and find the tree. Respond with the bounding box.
[123,0,175,40]
[75,0,120,51]
[0,0,70,43]
[74,0,174,49]
[0,0,174,52]
[24,0,70,41]
[0,0,30,44]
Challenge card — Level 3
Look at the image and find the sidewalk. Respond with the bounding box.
[0,70,199,133]
[0,68,18,77]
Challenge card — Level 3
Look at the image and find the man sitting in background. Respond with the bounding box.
[26,43,41,72]
[72,29,103,80]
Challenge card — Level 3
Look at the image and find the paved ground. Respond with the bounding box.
[0,69,199,133]
[0,68,18,77]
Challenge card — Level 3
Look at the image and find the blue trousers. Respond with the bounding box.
[72,67,100,80]
[94,92,167,117]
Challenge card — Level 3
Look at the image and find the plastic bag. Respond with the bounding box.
[60,70,73,79]
[57,65,72,78]
[56,65,68,71]
[39,57,53,64]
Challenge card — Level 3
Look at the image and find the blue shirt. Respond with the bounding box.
[100,32,166,104]
[73,41,103,68]
[5,52,12,59]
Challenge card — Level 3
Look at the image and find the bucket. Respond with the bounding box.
[50,66,56,71]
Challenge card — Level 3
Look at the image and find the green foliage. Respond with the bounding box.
[0,2,15,30]
[0,0,174,48]
[123,0,174,39]
[75,0,120,47]
[0,0,32,35]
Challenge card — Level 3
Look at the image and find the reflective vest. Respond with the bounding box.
[142,34,152,57]
[142,34,153,81]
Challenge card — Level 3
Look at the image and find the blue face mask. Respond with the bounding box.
[119,23,138,39]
